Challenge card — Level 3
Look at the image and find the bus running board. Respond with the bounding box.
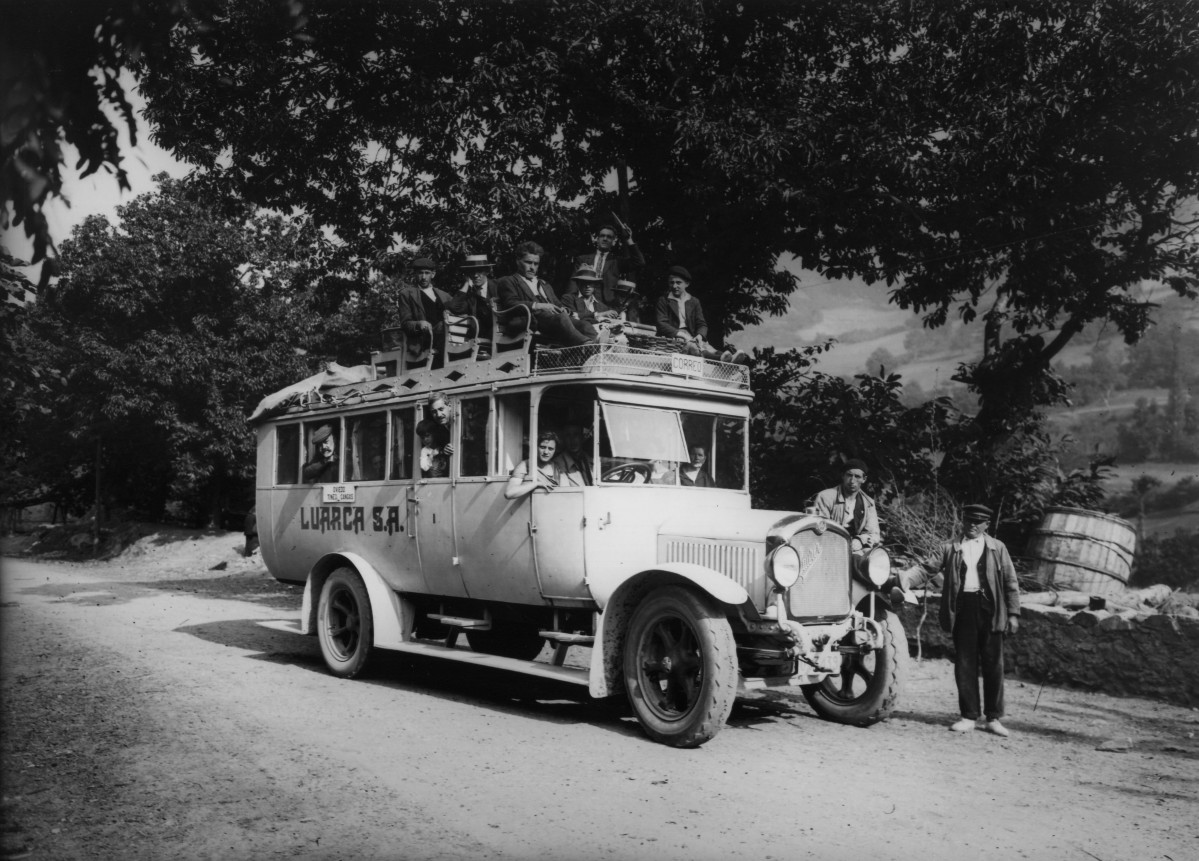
[538,630,596,667]
[255,620,589,686]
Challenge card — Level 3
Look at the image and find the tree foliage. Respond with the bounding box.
[10,175,330,522]
[750,345,958,512]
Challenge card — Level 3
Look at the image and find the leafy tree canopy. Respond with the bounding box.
[11,174,330,521]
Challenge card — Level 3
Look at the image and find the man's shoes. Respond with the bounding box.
[949,717,976,733]
[984,719,1010,737]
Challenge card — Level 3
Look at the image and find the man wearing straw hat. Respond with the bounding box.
[448,252,496,355]
[902,503,1021,737]
[561,263,611,327]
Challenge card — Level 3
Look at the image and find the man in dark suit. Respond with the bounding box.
[560,264,611,326]
[496,241,596,347]
[396,256,454,362]
[575,221,645,306]
[447,253,495,353]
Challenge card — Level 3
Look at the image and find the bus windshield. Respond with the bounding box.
[597,402,746,489]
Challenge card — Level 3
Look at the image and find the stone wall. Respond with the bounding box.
[896,597,1199,707]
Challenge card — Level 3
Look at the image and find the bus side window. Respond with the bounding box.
[390,407,415,481]
[459,396,490,477]
[496,392,530,476]
[276,424,300,485]
[346,413,387,481]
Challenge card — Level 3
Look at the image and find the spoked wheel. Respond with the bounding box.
[317,567,374,678]
[623,586,737,748]
[802,610,907,726]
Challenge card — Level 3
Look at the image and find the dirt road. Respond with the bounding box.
[2,537,1197,861]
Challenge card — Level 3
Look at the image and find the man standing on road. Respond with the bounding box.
[811,458,881,555]
[902,503,1021,737]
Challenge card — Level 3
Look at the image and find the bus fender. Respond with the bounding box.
[300,552,409,650]
[588,563,748,699]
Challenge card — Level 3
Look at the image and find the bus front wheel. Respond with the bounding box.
[622,586,738,748]
[317,567,374,678]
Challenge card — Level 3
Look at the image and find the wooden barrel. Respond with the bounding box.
[1025,507,1136,595]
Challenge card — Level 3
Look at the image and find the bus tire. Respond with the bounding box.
[802,610,906,726]
[622,586,737,748]
[317,567,374,678]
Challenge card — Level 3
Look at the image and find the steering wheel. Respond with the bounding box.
[601,461,654,483]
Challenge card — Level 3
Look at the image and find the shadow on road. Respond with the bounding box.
[11,574,302,611]
[174,617,818,746]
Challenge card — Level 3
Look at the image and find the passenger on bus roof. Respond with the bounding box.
[396,256,454,364]
[574,218,645,307]
[560,265,611,328]
[448,253,495,357]
[654,266,751,366]
[496,241,598,347]
[302,424,339,483]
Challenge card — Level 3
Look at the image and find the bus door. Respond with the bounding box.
[408,402,468,599]
[455,391,542,604]
[530,490,591,603]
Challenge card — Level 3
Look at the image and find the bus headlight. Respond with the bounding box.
[853,546,891,588]
[768,544,801,589]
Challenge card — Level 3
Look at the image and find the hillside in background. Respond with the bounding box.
[741,270,1199,535]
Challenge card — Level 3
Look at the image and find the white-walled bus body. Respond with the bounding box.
[253,344,904,746]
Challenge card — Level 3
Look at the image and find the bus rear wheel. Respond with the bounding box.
[317,567,374,678]
[622,586,737,748]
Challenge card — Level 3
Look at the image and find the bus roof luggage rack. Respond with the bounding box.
[533,343,750,390]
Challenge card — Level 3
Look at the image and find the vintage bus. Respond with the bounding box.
[254,327,907,747]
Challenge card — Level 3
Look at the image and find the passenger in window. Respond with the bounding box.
[415,392,454,477]
[679,446,714,487]
[811,458,881,554]
[552,423,594,485]
[506,431,576,498]
[417,420,449,478]
[654,266,750,365]
[302,425,339,483]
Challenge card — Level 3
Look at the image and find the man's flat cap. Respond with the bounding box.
[963,503,994,522]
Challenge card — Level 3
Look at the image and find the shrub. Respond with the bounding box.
[1130,530,1199,591]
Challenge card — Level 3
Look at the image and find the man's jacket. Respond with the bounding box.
[811,487,881,550]
[654,294,708,340]
[910,535,1022,634]
[396,285,454,335]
